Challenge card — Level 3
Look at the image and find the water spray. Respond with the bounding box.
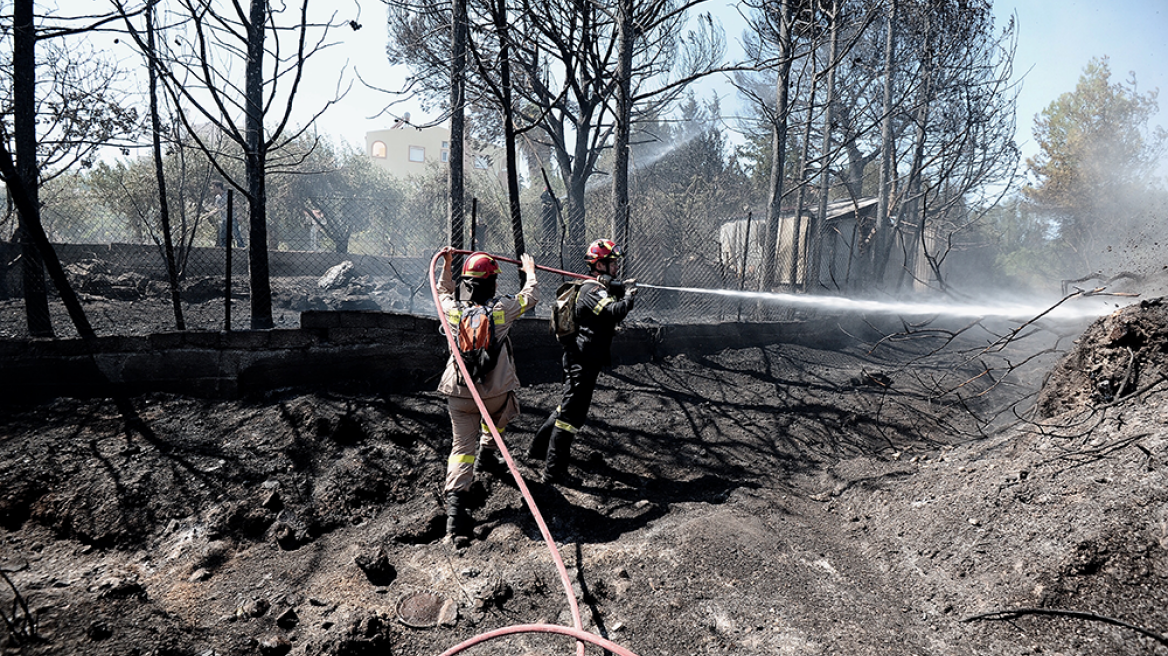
[637,283,1117,322]
[448,248,1118,321]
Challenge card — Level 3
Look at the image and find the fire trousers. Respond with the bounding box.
[550,354,602,433]
[445,392,519,493]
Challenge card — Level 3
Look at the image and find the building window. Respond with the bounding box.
[409,146,425,163]
[473,155,490,170]
[441,141,450,149]
[371,141,387,158]
[441,150,449,163]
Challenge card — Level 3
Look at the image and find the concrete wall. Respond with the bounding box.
[0,310,868,403]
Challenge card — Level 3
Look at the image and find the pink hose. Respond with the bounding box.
[438,623,642,656]
[429,249,640,656]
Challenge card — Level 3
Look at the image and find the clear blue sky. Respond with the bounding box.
[999,0,1168,166]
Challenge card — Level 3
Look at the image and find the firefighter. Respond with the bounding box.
[437,248,539,546]
[528,238,637,485]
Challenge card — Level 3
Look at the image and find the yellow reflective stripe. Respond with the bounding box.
[480,423,505,434]
[492,307,505,325]
[554,419,578,433]
[517,294,530,316]
[447,308,462,324]
[449,454,476,466]
[593,297,614,314]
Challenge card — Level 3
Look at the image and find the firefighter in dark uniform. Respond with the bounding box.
[528,239,637,485]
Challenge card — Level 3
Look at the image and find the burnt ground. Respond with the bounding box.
[3,291,1168,656]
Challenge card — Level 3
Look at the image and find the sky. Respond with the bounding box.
[998,0,1168,168]
[41,0,1168,172]
[302,0,1168,171]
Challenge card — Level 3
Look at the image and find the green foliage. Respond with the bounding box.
[626,94,752,281]
[1024,57,1167,271]
[980,196,1061,291]
[267,138,408,254]
[0,39,139,178]
[82,144,224,258]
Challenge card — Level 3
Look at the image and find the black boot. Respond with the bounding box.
[474,445,503,478]
[445,490,471,547]
[527,414,556,461]
[542,427,575,485]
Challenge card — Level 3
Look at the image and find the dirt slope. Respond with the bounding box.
[3,302,1168,656]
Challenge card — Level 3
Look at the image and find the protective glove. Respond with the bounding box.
[598,274,620,296]
[624,279,638,297]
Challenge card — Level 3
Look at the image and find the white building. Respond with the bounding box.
[365,120,504,181]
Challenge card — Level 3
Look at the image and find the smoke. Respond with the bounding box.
[1077,189,1168,299]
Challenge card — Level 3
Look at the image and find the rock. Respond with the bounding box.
[258,634,292,656]
[354,546,397,586]
[318,261,356,290]
[86,621,112,641]
[472,579,512,611]
[305,610,394,654]
[180,277,227,303]
[236,598,270,619]
[261,489,283,511]
[334,295,381,311]
[96,575,146,600]
[275,607,299,630]
[273,523,297,550]
[390,506,447,545]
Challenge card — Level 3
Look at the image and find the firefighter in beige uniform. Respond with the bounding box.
[437,248,538,545]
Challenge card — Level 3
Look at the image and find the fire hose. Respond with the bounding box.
[428,249,642,656]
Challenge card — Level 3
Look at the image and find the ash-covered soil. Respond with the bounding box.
[3,299,1168,656]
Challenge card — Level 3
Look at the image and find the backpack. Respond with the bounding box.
[453,301,504,383]
[550,280,586,341]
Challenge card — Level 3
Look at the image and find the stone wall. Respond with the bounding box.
[0,310,866,403]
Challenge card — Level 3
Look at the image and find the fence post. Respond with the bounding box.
[224,189,233,331]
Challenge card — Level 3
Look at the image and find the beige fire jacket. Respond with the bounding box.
[436,261,539,399]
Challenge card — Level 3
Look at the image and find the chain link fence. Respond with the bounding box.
[0,184,825,338]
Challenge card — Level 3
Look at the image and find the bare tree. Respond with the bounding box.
[449,0,468,256]
[882,0,1020,295]
[748,0,797,291]
[808,0,841,289]
[465,0,527,269]
[735,0,1018,296]
[385,0,727,260]
[114,0,351,329]
[3,1,140,337]
[141,0,185,329]
[869,0,896,286]
[607,3,726,247]
[11,0,50,336]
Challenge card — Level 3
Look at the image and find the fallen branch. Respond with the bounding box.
[0,568,39,645]
[1039,432,1151,471]
[1097,372,1168,410]
[963,607,1168,647]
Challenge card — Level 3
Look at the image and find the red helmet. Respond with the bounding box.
[585,239,622,265]
[461,252,500,278]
